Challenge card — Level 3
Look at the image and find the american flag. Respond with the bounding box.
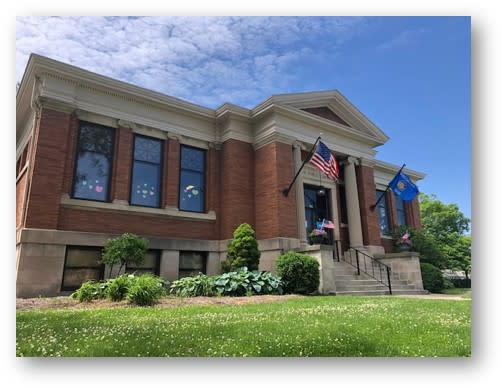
[310,141,339,180]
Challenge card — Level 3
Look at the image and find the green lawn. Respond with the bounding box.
[16,295,471,357]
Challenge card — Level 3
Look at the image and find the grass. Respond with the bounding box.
[441,288,472,298]
[16,295,471,357]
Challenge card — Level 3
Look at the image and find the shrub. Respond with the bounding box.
[222,223,260,272]
[101,233,148,278]
[420,263,445,293]
[275,251,319,295]
[71,280,107,302]
[106,274,134,301]
[213,267,282,296]
[170,274,216,297]
[126,274,168,306]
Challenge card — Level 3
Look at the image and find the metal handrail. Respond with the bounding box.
[341,247,392,295]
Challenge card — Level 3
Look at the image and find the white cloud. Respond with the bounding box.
[376,28,426,51]
[16,16,368,108]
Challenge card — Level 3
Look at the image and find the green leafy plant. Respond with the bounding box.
[213,267,282,296]
[420,263,445,293]
[222,223,261,272]
[106,274,135,302]
[101,233,148,278]
[126,274,168,306]
[275,251,319,295]
[71,280,108,302]
[170,274,217,297]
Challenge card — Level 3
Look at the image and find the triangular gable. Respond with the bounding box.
[301,106,351,127]
[259,90,389,145]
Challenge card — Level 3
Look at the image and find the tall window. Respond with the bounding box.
[179,145,205,212]
[62,247,104,291]
[73,122,115,201]
[130,135,163,207]
[376,190,390,235]
[395,194,407,226]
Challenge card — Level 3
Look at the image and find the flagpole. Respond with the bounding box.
[282,135,322,197]
[370,164,406,210]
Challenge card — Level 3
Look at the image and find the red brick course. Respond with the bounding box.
[220,139,255,239]
[24,108,71,229]
[112,127,133,202]
[164,138,180,208]
[254,142,297,239]
[356,164,381,246]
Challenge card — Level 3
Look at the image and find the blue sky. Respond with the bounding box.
[15,16,471,221]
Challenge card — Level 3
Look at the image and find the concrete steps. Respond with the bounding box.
[333,260,426,296]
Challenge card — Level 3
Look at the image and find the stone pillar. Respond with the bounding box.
[344,157,364,247]
[159,250,179,282]
[293,142,307,243]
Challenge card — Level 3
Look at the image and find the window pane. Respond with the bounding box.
[395,194,406,226]
[73,122,114,202]
[78,122,114,154]
[179,252,206,278]
[131,162,161,207]
[73,152,111,201]
[63,247,103,291]
[376,190,390,234]
[126,250,160,274]
[181,146,204,171]
[134,137,161,164]
[66,248,102,267]
[179,170,204,212]
[62,268,102,289]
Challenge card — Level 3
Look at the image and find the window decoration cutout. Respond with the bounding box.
[73,122,114,201]
[179,146,205,212]
[130,136,162,207]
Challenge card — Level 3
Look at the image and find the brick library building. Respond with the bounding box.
[16,54,426,297]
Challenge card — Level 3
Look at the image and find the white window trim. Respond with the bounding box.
[60,194,216,221]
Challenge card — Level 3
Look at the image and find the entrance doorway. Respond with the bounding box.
[304,184,333,244]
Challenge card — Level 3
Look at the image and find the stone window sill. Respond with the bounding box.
[60,195,216,221]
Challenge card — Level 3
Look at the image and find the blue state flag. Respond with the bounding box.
[389,171,419,201]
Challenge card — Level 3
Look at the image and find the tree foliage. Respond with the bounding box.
[222,223,261,272]
[419,193,471,278]
[101,233,148,278]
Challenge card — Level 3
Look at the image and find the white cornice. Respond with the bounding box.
[26,54,216,120]
[374,160,426,182]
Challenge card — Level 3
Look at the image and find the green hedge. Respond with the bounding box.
[420,263,445,293]
[275,251,319,295]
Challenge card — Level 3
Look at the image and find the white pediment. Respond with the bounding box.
[253,90,389,145]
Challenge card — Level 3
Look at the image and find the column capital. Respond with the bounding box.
[359,158,375,168]
[345,156,360,166]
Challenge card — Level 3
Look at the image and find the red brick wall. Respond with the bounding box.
[254,142,297,239]
[61,114,79,195]
[405,198,422,230]
[356,165,381,246]
[112,127,133,201]
[164,138,180,208]
[24,108,71,229]
[58,207,218,239]
[220,139,255,239]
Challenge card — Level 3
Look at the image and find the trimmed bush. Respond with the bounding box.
[420,263,445,293]
[222,223,261,272]
[126,274,168,306]
[275,251,320,295]
[170,274,216,297]
[71,280,107,302]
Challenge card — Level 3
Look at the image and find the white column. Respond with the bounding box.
[344,157,364,247]
[293,142,308,243]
